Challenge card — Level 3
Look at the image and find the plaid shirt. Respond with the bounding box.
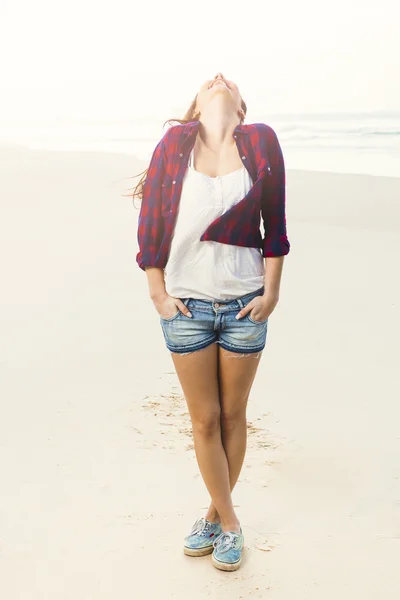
[136,120,290,271]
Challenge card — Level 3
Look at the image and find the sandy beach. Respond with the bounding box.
[0,144,399,599]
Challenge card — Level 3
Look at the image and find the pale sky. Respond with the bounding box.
[1,0,399,121]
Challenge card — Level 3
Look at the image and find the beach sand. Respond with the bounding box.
[0,145,399,599]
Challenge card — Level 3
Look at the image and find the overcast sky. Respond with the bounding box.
[1,0,399,121]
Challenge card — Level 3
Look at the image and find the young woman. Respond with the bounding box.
[133,72,290,571]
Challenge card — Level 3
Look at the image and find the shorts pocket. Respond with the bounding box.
[246,312,268,325]
[160,309,181,322]
[243,293,268,324]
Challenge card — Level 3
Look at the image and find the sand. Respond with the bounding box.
[0,144,399,599]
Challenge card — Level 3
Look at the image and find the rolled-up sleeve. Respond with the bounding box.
[261,127,290,257]
[136,133,168,271]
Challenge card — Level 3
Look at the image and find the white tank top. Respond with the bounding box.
[164,147,265,301]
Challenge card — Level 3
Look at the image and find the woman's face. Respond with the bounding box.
[195,73,243,116]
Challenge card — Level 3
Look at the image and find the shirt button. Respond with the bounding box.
[233,135,237,138]
[179,153,183,157]
[172,180,176,184]
[242,156,246,159]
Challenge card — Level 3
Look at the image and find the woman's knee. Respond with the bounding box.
[220,404,247,430]
[192,407,221,437]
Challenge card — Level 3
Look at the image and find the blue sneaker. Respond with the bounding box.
[211,527,244,571]
[183,517,223,557]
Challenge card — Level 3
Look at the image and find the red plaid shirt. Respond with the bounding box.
[136,120,290,271]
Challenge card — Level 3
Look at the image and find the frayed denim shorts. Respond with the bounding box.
[159,286,268,355]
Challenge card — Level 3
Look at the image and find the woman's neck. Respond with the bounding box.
[197,104,240,151]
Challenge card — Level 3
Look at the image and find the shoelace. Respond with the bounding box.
[212,531,241,553]
[186,517,211,538]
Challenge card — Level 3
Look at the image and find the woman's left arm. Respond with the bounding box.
[260,127,290,314]
[261,256,284,315]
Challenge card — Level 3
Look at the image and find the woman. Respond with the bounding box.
[133,72,290,571]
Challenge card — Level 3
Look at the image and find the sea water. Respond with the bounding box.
[1,112,399,178]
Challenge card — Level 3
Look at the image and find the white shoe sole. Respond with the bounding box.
[183,544,214,557]
[211,552,242,571]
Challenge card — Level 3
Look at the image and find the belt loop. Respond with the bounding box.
[182,297,191,306]
[236,298,244,308]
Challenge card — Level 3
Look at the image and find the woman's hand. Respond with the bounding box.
[152,292,192,319]
[236,292,279,322]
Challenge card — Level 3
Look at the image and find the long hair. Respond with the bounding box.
[123,94,247,208]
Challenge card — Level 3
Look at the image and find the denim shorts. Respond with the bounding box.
[159,286,268,355]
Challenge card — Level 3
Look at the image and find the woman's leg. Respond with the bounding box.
[170,342,240,531]
[205,347,263,524]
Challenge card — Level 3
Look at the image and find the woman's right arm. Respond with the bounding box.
[136,134,168,272]
[136,133,170,308]
[145,266,168,302]
[145,265,192,319]
[137,130,192,319]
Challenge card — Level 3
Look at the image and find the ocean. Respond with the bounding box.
[1,112,399,178]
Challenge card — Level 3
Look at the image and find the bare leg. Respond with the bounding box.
[170,343,239,530]
[204,347,263,527]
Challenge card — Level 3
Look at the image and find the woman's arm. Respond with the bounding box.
[260,126,290,259]
[137,136,175,305]
[136,129,192,318]
[136,131,169,272]
[145,266,167,300]
[263,255,284,300]
[260,127,290,313]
